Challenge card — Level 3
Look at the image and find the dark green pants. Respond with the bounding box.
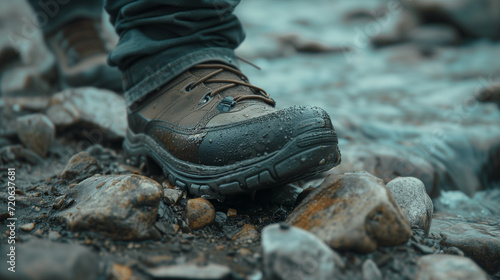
[28,0,245,106]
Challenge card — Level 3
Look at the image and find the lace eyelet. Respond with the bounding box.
[184,82,197,92]
[199,91,213,105]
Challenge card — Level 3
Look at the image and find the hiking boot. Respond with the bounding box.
[124,63,341,199]
[46,18,122,91]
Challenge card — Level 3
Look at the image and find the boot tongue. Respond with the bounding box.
[189,66,257,101]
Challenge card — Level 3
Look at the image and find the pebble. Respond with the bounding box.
[261,223,344,280]
[232,224,260,244]
[415,254,488,280]
[185,198,216,230]
[47,87,127,138]
[57,174,163,240]
[58,151,102,181]
[16,114,55,157]
[430,214,500,274]
[227,208,237,218]
[20,222,35,232]
[386,177,433,235]
[0,238,99,280]
[146,263,231,280]
[163,189,186,205]
[214,211,228,228]
[362,259,382,280]
[286,171,411,253]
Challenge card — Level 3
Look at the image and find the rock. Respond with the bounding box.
[227,208,237,218]
[232,224,260,244]
[415,254,488,280]
[57,174,162,240]
[185,198,215,230]
[58,152,101,180]
[214,211,227,228]
[47,87,127,138]
[0,238,99,280]
[262,223,344,280]
[16,114,55,157]
[146,263,231,280]
[109,263,133,280]
[386,177,433,235]
[362,259,382,280]
[430,214,500,274]
[0,145,43,164]
[163,189,186,205]
[20,222,35,232]
[406,0,500,39]
[286,171,411,253]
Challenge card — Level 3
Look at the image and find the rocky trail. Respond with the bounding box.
[1,0,500,279]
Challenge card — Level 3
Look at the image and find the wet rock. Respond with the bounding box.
[58,152,101,181]
[232,224,260,244]
[47,87,127,138]
[430,214,500,274]
[286,171,411,253]
[386,177,433,235]
[57,174,162,240]
[20,222,35,232]
[214,211,228,228]
[16,114,55,157]
[146,263,231,280]
[163,189,186,205]
[0,145,43,164]
[415,254,488,280]
[185,198,215,230]
[362,259,382,280]
[406,0,500,39]
[227,208,237,218]
[0,238,99,280]
[262,224,344,280]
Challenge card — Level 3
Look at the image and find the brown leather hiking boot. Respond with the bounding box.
[124,64,341,199]
[47,18,122,91]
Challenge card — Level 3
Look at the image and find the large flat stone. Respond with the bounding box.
[57,174,162,240]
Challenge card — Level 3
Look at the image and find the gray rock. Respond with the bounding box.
[58,152,101,181]
[286,171,411,253]
[415,254,488,280]
[430,214,500,275]
[146,263,231,280]
[214,211,228,227]
[163,188,186,205]
[0,145,43,164]
[386,177,433,235]
[0,238,99,280]
[57,174,162,240]
[262,224,345,280]
[47,87,127,139]
[16,114,55,157]
[362,259,382,280]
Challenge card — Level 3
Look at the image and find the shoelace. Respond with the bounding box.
[55,18,107,64]
[190,64,276,107]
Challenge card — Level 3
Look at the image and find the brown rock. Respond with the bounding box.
[430,214,500,274]
[185,198,215,230]
[232,224,260,244]
[415,254,488,280]
[57,174,162,240]
[227,208,237,218]
[286,171,411,253]
[20,222,35,232]
[16,114,55,157]
[59,152,101,180]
